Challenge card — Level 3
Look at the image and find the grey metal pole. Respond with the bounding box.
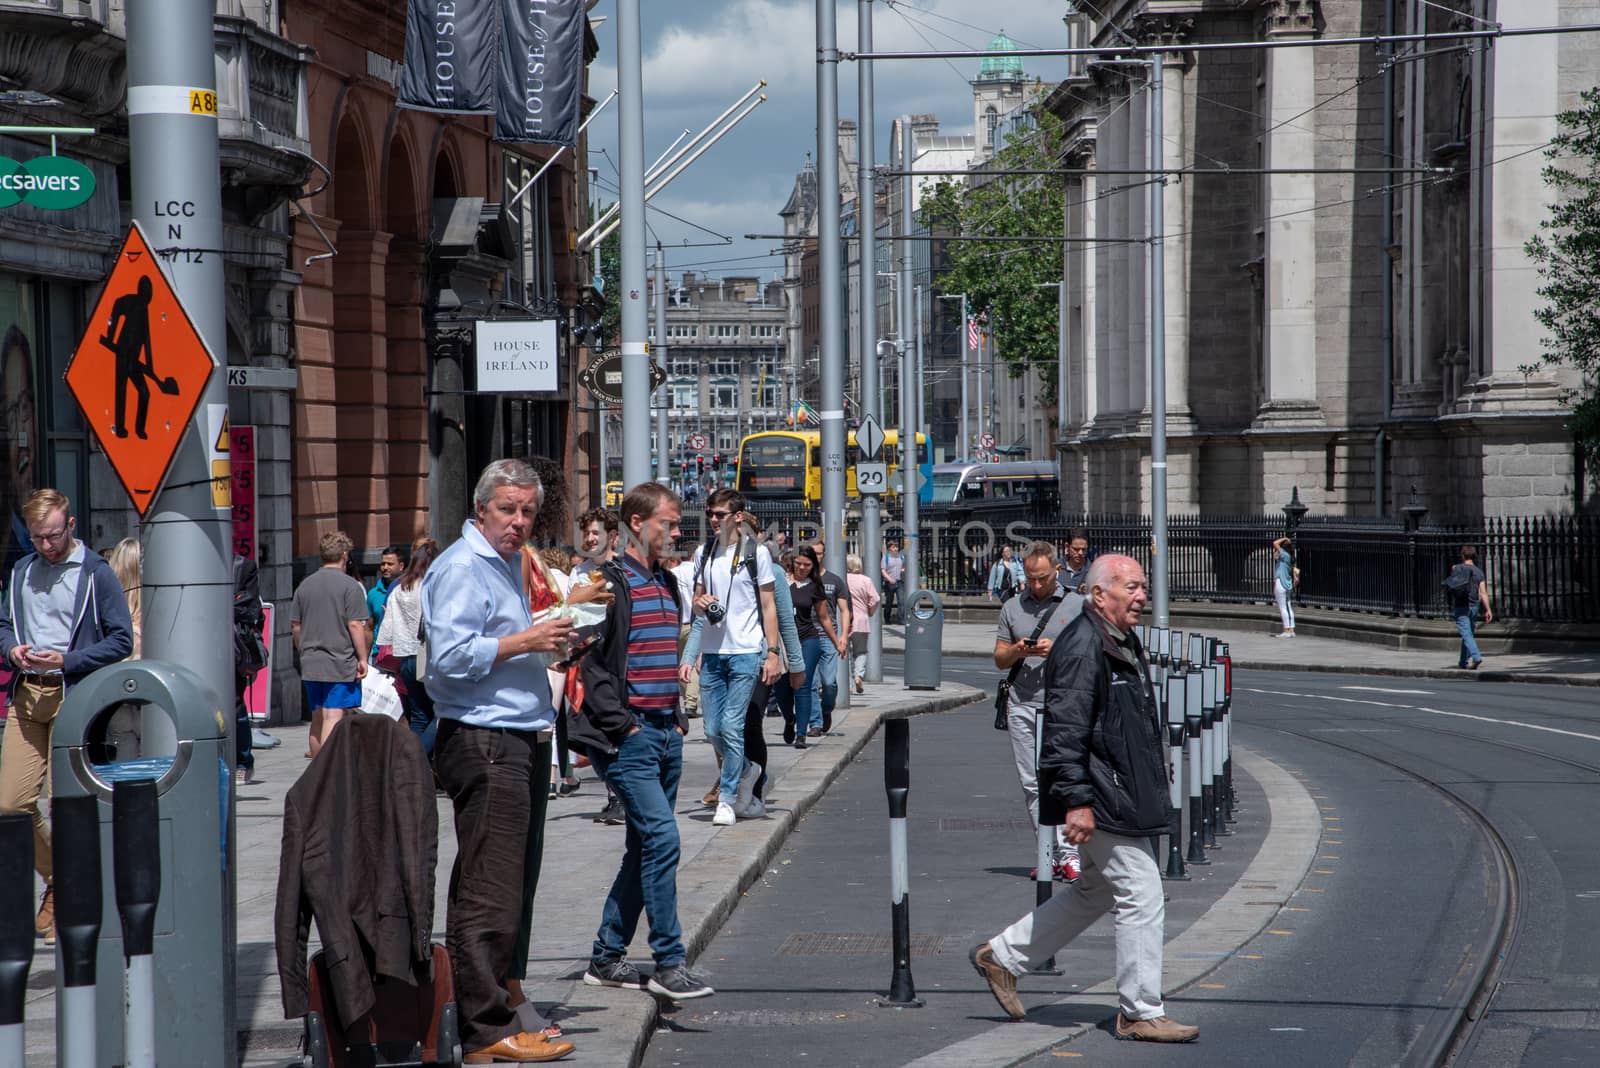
[618,0,651,489]
[859,0,884,686]
[959,293,969,459]
[125,0,234,1054]
[0,814,33,1068]
[913,285,925,448]
[1057,278,1068,452]
[817,0,847,600]
[1148,56,1170,628]
[898,118,920,601]
[655,245,670,484]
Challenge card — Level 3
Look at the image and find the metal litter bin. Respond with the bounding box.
[50,660,231,1067]
[902,590,944,690]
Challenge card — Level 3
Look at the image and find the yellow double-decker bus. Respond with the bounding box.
[735,429,930,507]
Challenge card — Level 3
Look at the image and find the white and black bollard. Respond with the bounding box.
[52,795,101,1068]
[1029,719,1063,975]
[1183,676,1209,866]
[1203,667,1231,838]
[113,779,161,1068]
[0,813,34,1068]
[1188,632,1206,673]
[878,717,923,1007]
[1199,662,1218,850]
[1217,643,1236,821]
[1163,673,1189,881]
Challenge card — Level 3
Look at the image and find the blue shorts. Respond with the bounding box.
[305,680,361,710]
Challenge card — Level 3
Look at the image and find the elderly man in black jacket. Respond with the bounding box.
[970,553,1199,1044]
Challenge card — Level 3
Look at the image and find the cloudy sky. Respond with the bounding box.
[583,0,1073,282]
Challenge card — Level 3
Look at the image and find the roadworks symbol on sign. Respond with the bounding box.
[66,220,219,516]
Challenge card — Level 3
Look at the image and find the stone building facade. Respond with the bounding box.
[644,271,787,492]
[1048,0,1589,520]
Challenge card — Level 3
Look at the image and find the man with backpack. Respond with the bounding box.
[689,489,781,827]
[1444,545,1493,670]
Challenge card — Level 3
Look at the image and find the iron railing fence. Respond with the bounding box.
[672,505,1596,624]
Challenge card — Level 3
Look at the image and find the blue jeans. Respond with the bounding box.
[700,651,762,804]
[1454,608,1482,667]
[815,638,840,725]
[590,716,685,967]
[778,637,825,737]
[400,655,437,755]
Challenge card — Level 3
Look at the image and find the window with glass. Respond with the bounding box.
[671,379,698,409]
[711,383,738,409]
[709,324,739,339]
[751,323,780,339]
[711,354,737,377]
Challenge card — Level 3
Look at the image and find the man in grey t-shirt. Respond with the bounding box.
[291,530,369,758]
[994,541,1085,878]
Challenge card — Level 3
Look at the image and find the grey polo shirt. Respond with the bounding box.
[23,541,87,659]
[996,583,1086,707]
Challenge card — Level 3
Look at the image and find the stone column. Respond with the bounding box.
[1125,73,1147,420]
[1160,47,1191,427]
[1257,0,1322,424]
[1074,152,1099,432]
[330,229,393,550]
[1103,82,1129,418]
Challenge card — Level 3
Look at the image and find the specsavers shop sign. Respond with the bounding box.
[0,155,96,210]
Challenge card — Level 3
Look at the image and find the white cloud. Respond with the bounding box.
[584,0,1071,270]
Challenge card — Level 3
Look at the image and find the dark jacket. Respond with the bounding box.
[567,556,687,758]
[1037,610,1170,837]
[0,547,134,689]
[275,714,437,1024]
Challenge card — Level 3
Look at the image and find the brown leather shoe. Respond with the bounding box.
[1114,1013,1199,1043]
[970,942,1025,1020]
[35,889,53,937]
[463,1031,575,1063]
[702,785,719,806]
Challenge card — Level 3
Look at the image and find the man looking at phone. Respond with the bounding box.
[689,489,781,827]
[993,541,1084,881]
[0,488,134,947]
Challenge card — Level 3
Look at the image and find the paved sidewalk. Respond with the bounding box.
[17,678,982,1066]
[884,621,1600,686]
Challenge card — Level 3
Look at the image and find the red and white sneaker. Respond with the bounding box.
[1053,851,1081,882]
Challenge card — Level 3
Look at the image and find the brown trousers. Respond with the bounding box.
[0,678,65,886]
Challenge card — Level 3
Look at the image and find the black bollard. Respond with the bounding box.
[1162,674,1189,881]
[1184,677,1209,866]
[1029,720,1063,976]
[1199,679,1217,850]
[877,717,922,1007]
[53,794,102,1068]
[0,813,35,1066]
[1203,667,1231,837]
[1218,644,1236,821]
[114,779,161,1068]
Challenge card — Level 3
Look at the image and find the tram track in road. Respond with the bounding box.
[1243,674,1600,1066]
[1253,722,1522,1067]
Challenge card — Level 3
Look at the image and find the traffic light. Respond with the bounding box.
[696,456,705,474]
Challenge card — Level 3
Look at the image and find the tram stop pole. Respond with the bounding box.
[876,717,923,1007]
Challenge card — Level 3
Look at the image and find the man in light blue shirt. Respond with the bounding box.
[421,459,576,1064]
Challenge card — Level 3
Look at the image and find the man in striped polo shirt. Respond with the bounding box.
[570,482,714,1002]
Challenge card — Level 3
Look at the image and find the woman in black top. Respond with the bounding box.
[776,547,832,748]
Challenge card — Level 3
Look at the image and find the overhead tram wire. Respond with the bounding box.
[843,20,1600,63]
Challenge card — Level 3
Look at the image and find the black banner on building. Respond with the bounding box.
[400,0,499,114]
[495,0,586,146]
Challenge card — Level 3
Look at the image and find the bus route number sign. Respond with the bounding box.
[856,462,888,495]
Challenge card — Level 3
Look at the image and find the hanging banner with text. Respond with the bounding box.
[474,318,559,392]
[399,0,498,115]
[495,0,586,145]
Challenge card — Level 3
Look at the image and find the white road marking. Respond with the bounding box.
[1242,687,1600,745]
[1339,685,1434,696]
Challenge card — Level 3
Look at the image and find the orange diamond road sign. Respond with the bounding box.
[66,221,218,516]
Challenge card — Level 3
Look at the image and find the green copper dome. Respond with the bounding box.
[978,31,1024,81]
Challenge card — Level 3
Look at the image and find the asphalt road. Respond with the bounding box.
[641,656,1600,1068]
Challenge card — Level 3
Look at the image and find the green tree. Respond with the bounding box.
[595,206,622,344]
[917,109,1067,404]
[1525,86,1600,482]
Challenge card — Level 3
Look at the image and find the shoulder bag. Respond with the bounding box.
[994,593,1064,730]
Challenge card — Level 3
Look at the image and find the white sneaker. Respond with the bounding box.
[735,761,762,811]
[712,801,736,826]
[735,797,765,820]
